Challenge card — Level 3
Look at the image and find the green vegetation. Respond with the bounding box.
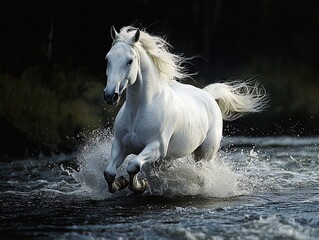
[0,65,112,158]
[238,57,319,116]
[1,57,319,158]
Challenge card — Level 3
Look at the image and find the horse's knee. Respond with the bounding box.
[126,160,141,175]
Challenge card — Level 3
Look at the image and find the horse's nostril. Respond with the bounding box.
[112,93,119,102]
[103,91,119,105]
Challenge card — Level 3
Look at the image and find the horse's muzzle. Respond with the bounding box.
[103,91,120,106]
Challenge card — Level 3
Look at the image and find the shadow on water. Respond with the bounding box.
[1,188,251,239]
[2,187,319,239]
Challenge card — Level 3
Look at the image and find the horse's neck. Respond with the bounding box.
[126,51,166,111]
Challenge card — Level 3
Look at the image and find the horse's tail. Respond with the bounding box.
[204,80,268,121]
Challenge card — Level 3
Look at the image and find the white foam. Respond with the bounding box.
[241,215,314,240]
[154,226,208,240]
[71,128,239,199]
[71,128,113,199]
[144,156,238,197]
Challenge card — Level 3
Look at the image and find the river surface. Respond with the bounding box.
[1,131,319,239]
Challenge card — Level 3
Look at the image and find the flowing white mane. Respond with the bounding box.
[116,26,190,81]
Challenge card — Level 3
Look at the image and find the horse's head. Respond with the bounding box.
[103,26,140,106]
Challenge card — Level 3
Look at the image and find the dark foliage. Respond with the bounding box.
[1,1,318,158]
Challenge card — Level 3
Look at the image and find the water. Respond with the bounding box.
[1,130,319,239]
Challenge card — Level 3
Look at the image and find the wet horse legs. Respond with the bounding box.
[126,141,161,194]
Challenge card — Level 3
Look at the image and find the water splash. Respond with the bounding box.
[71,128,113,199]
[71,128,239,199]
[224,136,319,194]
[70,130,319,200]
[144,156,238,197]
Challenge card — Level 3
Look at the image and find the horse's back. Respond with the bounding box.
[170,81,220,117]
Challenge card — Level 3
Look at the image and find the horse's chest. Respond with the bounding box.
[121,113,157,152]
[121,132,144,153]
[117,106,162,151]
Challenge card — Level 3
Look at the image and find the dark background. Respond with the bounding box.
[1,1,319,158]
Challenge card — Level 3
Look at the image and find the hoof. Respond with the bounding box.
[130,178,148,195]
[116,176,129,190]
[108,176,129,193]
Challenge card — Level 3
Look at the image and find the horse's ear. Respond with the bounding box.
[110,25,120,40]
[133,29,140,43]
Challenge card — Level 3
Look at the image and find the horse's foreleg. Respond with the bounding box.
[104,138,128,193]
[127,141,161,194]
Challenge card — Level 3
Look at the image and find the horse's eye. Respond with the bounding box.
[127,59,133,65]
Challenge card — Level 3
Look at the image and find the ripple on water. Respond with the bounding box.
[1,133,319,240]
[66,131,319,200]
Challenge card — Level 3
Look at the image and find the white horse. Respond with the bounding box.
[103,26,267,194]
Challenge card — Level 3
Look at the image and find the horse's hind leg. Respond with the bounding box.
[194,127,222,162]
[104,138,129,193]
